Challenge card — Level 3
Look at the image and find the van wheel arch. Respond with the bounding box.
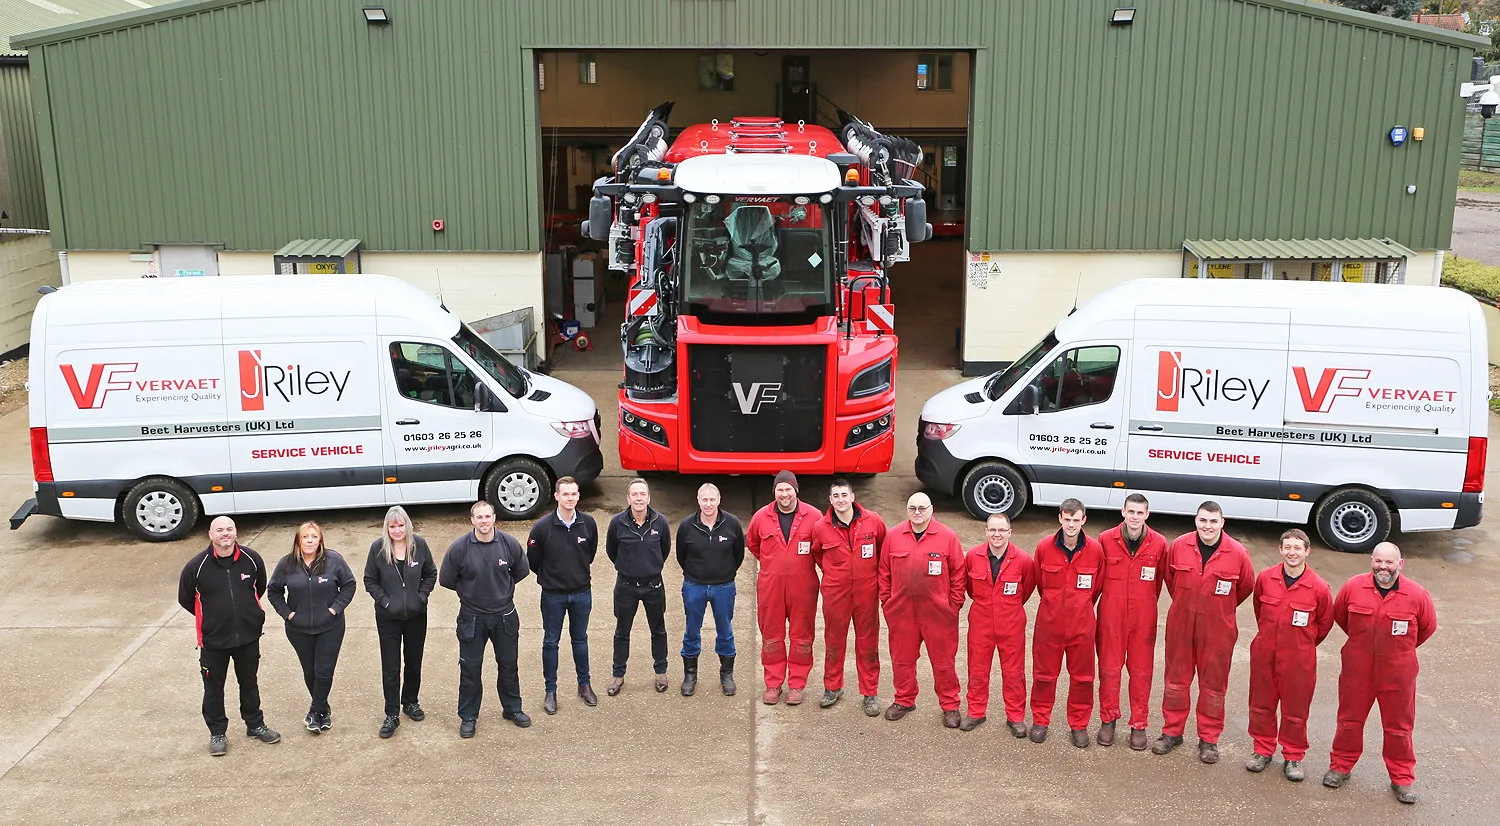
[481,457,553,521]
[1312,486,1393,554]
[120,476,203,542]
[959,461,1031,521]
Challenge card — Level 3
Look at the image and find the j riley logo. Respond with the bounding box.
[732,382,781,415]
[237,350,351,412]
[1155,351,1270,412]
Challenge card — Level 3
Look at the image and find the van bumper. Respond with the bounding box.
[10,498,36,530]
[544,437,605,485]
[1455,492,1483,529]
[915,429,966,498]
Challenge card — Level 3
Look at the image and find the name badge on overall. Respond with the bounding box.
[1076,574,1093,589]
[1139,566,1156,582]
[1003,581,1019,596]
[797,541,811,555]
[1214,579,1233,596]
[1291,610,1309,627]
[1391,620,1409,636]
[861,543,875,559]
[928,558,942,576]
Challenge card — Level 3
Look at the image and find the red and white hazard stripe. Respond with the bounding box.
[865,303,895,333]
[628,288,659,317]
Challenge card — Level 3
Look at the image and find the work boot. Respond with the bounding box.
[1097,720,1116,747]
[681,656,699,697]
[1129,728,1149,750]
[503,710,532,728]
[1246,752,1273,773]
[1391,783,1417,804]
[607,677,625,697]
[208,735,227,757]
[959,716,986,732]
[763,686,782,705]
[1283,760,1305,782]
[246,725,280,744]
[862,695,881,717]
[656,673,670,693]
[1071,729,1090,749]
[459,718,477,739]
[1028,724,1049,743]
[718,655,736,696]
[402,702,425,722]
[884,703,915,721]
[1151,734,1184,755]
[379,715,400,739]
[819,689,843,709]
[578,684,598,707]
[1322,770,1349,788]
[943,711,961,729]
[786,688,806,706]
[1007,721,1029,739]
[1198,741,1220,764]
[543,691,558,715]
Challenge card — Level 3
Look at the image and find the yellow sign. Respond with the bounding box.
[1313,262,1333,282]
[1206,262,1235,279]
[307,262,339,274]
[1187,258,1199,278]
[1341,261,1366,283]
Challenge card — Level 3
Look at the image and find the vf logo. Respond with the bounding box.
[60,362,138,409]
[732,382,781,415]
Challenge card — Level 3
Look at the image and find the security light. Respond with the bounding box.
[363,6,390,24]
[1110,8,1136,25]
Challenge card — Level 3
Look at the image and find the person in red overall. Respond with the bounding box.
[960,512,1036,737]
[879,492,966,728]
[1322,542,1438,805]
[1095,493,1167,750]
[1245,528,1334,782]
[747,470,823,706]
[1152,501,1254,764]
[1029,498,1106,748]
[811,478,887,716]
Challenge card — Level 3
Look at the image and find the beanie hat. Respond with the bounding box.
[773,470,799,494]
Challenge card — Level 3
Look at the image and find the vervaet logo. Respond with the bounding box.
[60,363,138,409]
[732,382,781,415]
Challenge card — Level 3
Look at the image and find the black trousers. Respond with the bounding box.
[376,612,428,716]
[285,621,346,715]
[613,576,669,678]
[200,640,265,736]
[457,608,522,720]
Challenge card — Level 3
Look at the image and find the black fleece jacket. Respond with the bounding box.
[676,511,746,586]
[605,507,672,580]
[178,544,267,650]
[527,511,599,593]
[363,536,438,619]
[268,550,358,635]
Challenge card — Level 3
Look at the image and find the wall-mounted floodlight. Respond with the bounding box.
[363,6,390,24]
[1110,8,1136,25]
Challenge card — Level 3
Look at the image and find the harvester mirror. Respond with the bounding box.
[583,195,613,241]
[904,197,928,244]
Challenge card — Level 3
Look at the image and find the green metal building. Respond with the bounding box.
[11,0,1488,369]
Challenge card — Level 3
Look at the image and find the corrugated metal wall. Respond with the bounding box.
[0,65,45,229]
[19,0,1481,253]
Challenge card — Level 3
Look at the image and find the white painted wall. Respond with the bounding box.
[0,235,61,353]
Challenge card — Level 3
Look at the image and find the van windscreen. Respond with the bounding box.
[454,325,528,398]
[986,331,1057,401]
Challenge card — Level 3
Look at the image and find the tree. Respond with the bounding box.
[1332,0,1422,17]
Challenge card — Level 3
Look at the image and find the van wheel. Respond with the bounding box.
[960,463,1029,520]
[1314,488,1391,554]
[483,458,551,521]
[122,477,202,542]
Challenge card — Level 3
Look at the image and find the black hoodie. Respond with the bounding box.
[268,550,358,635]
[364,536,438,619]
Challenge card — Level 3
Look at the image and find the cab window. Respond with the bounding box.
[1034,345,1119,412]
[389,342,475,409]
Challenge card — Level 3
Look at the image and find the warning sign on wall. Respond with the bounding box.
[967,252,1001,289]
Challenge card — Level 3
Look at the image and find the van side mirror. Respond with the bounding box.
[1018,384,1040,415]
[904,197,928,244]
[474,383,504,413]
[582,196,613,242]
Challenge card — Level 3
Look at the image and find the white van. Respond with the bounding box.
[916,279,1488,552]
[12,275,603,541]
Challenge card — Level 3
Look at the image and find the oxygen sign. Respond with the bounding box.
[238,349,353,411]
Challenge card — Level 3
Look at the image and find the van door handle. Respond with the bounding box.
[1090,423,1115,430]
[396,419,420,426]
[1136,424,1163,432]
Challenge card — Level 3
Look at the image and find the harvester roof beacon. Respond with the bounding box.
[583,102,930,476]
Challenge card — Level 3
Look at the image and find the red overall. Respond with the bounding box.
[879,519,966,711]
[1030,531,1105,730]
[747,500,823,691]
[812,506,887,695]
[1095,525,1167,731]
[964,541,1036,722]
[1328,573,1437,786]
[1160,532,1254,744]
[1247,564,1334,762]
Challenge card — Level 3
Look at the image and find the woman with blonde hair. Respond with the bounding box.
[268,521,357,733]
[363,505,437,738]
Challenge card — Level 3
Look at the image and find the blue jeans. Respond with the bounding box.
[681,578,736,658]
[540,589,592,692]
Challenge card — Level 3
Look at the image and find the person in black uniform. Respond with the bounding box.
[676,483,747,697]
[364,505,438,738]
[527,476,600,715]
[268,521,357,734]
[604,478,673,695]
[177,516,281,756]
[440,500,532,738]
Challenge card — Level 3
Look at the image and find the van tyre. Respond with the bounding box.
[960,462,1029,521]
[1314,488,1391,554]
[483,458,551,521]
[122,477,202,542]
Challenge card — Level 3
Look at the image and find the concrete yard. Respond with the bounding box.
[1,245,1498,824]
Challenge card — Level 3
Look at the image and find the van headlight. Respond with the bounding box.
[922,421,961,440]
[551,420,594,439]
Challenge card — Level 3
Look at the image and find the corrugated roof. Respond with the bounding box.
[275,238,361,258]
[0,0,169,56]
[1182,238,1417,260]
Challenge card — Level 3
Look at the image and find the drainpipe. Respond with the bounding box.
[1433,250,1444,288]
[58,250,71,286]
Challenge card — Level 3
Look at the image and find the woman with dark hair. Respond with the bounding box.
[268,521,357,733]
[364,505,437,738]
